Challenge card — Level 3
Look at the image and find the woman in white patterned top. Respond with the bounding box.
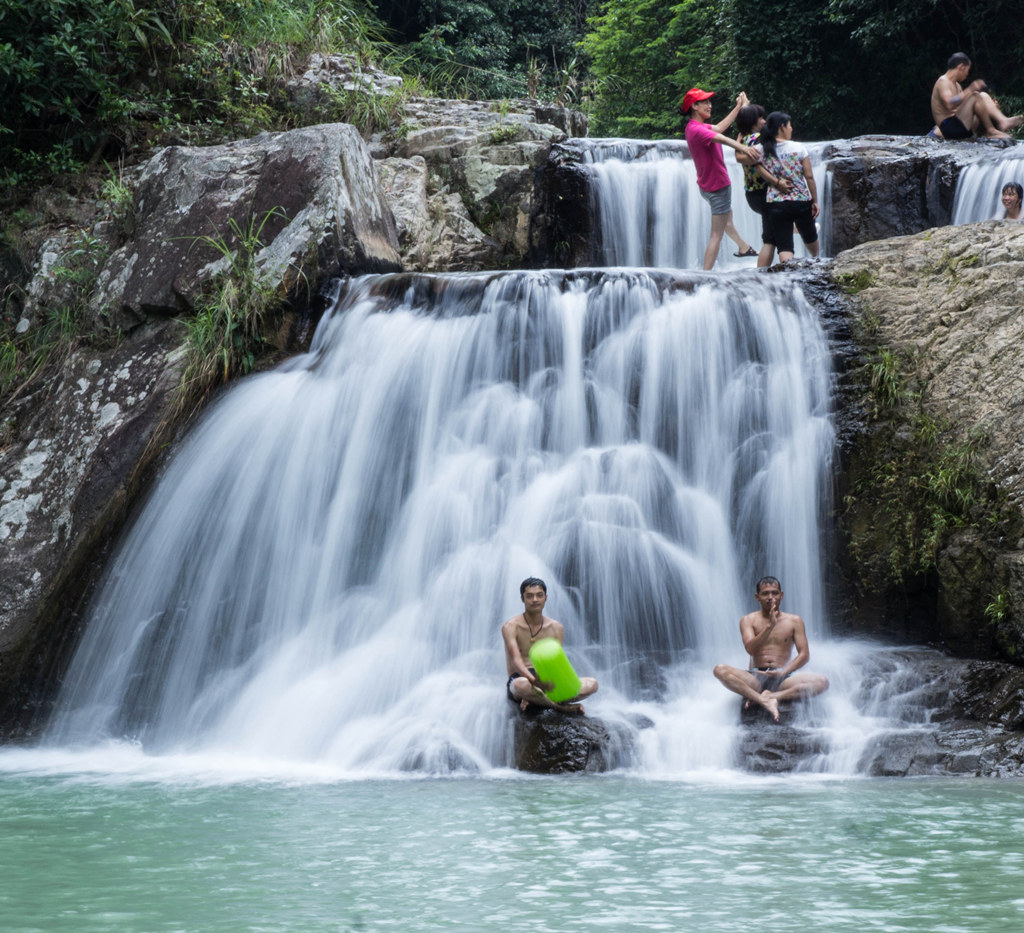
[752,112,820,263]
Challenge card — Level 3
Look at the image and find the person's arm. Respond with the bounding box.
[754,161,793,193]
[776,617,810,678]
[501,621,548,689]
[714,131,760,163]
[741,610,777,656]
[802,156,819,218]
[712,91,749,134]
[941,77,985,111]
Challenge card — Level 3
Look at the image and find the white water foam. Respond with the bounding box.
[952,147,1024,222]
[33,269,856,778]
[577,138,833,269]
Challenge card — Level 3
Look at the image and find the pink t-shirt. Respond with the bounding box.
[685,119,731,192]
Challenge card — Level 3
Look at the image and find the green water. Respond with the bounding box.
[2,769,1023,932]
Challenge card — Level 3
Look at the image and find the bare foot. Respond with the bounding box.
[520,698,531,711]
[556,702,585,716]
[761,695,780,723]
[1004,115,1023,130]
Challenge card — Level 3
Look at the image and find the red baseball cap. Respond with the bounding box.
[680,88,714,114]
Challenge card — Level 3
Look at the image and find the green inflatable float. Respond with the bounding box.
[528,637,582,702]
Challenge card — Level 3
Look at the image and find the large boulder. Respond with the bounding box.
[90,123,401,331]
[373,96,586,270]
[820,135,1012,253]
[0,322,185,732]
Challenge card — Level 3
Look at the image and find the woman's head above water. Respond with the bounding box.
[1001,182,1023,218]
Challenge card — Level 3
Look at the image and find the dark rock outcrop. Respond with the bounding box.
[512,710,638,773]
[737,648,1024,777]
[90,123,401,332]
[0,321,185,732]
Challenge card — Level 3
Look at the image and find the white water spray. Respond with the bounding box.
[577,139,833,268]
[49,270,837,774]
[952,148,1024,222]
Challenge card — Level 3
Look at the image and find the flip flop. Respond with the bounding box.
[734,247,757,257]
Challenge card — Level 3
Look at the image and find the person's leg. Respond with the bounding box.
[713,664,780,721]
[510,674,597,714]
[703,211,728,270]
[764,672,829,703]
[975,92,1023,136]
[757,243,776,267]
[724,215,753,254]
[794,207,820,259]
[959,93,1022,137]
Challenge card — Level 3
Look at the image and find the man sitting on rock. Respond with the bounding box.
[503,577,598,714]
[930,52,1022,139]
[713,576,829,722]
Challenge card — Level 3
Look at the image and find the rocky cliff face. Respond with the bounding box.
[826,221,1024,662]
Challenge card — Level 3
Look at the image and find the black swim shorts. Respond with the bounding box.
[752,668,788,693]
[506,668,537,704]
[939,116,973,140]
[765,200,817,254]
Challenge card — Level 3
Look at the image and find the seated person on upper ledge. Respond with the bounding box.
[713,575,829,723]
[929,52,1022,140]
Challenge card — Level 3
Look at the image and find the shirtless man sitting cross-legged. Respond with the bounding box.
[502,577,598,715]
[713,576,829,722]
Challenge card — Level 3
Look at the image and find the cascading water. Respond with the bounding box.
[952,147,1024,222]
[575,139,833,267]
[49,269,840,774]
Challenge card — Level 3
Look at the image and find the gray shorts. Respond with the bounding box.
[700,184,732,215]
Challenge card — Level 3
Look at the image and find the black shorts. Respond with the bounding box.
[939,116,973,140]
[765,200,817,254]
[506,668,537,704]
[745,188,771,243]
[753,668,788,693]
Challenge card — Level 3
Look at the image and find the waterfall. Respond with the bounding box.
[574,139,833,268]
[49,269,837,773]
[952,147,1024,222]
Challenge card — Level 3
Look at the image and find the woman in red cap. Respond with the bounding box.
[681,87,762,270]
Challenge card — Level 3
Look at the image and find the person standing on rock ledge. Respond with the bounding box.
[503,577,598,715]
[713,576,829,722]
[929,52,1023,140]
[681,87,762,270]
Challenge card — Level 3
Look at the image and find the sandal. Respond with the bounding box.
[734,246,757,257]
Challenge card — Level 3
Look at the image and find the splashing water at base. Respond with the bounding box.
[40,268,873,775]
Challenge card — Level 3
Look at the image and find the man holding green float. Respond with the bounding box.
[502,577,599,715]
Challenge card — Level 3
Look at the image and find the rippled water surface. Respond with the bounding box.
[2,770,1023,932]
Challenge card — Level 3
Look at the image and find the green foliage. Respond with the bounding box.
[378,0,591,101]
[985,591,1009,626]
[583,0,736,138]
[868,348,904,415]
[320,83,411,134]
[1,0,390,191]
[0,226,111,398]
[843,342,1010,586]
[180,208,287,404]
